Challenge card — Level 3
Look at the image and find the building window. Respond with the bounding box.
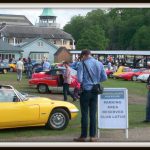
[38,42,43,47]
[16,38,22,44]
[53,40,56,44]
[70,40,73,45]
[63,40,67,45]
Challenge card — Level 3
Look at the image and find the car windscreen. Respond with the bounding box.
[0,89,17,102]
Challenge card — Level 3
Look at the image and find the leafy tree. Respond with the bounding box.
[76,25,109,50]
[131,25,150,50]
[63,15,85,43]
[63,8,150,50]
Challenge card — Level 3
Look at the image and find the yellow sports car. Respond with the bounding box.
[0,85,79,130]
[9,63,16,72]
[113,66,132,78]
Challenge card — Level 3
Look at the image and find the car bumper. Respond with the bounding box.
[70,108,79,119]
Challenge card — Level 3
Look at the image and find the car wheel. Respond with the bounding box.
[132,76,137,81]
[46,108,69,130]
[37,84,48,93]
[10,67,14,72]
[3,69,7,74]
[109,73,113,78]
[113,76,116,79]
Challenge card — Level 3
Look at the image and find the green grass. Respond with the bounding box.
[0,72,148,139]
[104,78,147,97]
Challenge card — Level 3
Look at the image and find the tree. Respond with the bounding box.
[131,25,150,50]
[63,15,85,43]
[76,25,109,50]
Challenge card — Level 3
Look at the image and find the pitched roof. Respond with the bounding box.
[16,37,58,49]
[54,47,70,56]
[0,25,74,40]
[0,39,23,52]
[0,14,33,26]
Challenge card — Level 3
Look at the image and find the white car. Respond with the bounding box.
[137,74,150,82]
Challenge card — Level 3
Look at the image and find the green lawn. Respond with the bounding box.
[0,72,148,139]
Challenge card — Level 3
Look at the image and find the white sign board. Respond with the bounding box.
[98,88,128,138]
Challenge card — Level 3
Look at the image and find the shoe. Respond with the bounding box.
[90,137,98,142]
[73,137,87,142]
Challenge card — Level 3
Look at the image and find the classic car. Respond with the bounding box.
[137,74,150,82]
[24,60,41,73]
[103,65,114,78]
[118,68,146,81]
[112,66,132,79]
[0,62,10,74]
[9,62,16,72]
[29,68,80,94]
[32,63,64,73]
[32,67,76,79]
[0,85,78,130]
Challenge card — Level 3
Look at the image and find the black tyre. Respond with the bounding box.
[109,73,113,78]
[37,84,48,93]
[132,75,137,81]
[3,69,7,74]
[46,108,69,130]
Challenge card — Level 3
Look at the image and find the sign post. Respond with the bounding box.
[98,88,128,139]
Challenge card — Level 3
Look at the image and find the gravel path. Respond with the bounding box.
[1,127,150,142]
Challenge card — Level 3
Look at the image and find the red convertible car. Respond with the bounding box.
[29,68,80,94]
[118,68,147,81]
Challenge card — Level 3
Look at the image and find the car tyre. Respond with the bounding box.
[3,69,7,74]
[132,75,137,81]
[37,84,48,93]
[46,108,69,130]
[109,73,113,78]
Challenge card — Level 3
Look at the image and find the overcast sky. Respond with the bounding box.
[0,8,95,29]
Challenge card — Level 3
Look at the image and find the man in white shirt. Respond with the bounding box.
[16,58,24,81]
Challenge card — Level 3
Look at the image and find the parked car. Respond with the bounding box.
[118,68,146,81]
[29,68,80,94]
[32,67,76,79]
[24,60,41,73]
[103,65,113,78]
[137,74,149,82]
[112,66,132,79]
[9,62,16,72]
[0,85,78,130]
[0,62,10,74]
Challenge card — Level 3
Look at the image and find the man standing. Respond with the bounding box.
[63,61,76,102]
[43,59,51,71]
[144,75,150,123]
[74,50,107,142]
[16,58,24,81]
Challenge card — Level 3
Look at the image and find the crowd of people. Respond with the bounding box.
[13,51,108,142]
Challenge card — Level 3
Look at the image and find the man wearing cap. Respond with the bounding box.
[74,50,107,142]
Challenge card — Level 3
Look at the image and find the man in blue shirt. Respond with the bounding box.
[43,59,51,71]
[74,50,107,142]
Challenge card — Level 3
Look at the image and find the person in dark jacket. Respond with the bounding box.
[144,75,150,122]
[26,57,32,79]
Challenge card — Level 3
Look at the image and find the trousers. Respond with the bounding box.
[80,91,98,138]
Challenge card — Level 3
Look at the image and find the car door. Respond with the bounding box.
[0,89,40,127]
[46,69,64,92]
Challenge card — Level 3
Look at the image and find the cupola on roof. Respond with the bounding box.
[40,8,56,17]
